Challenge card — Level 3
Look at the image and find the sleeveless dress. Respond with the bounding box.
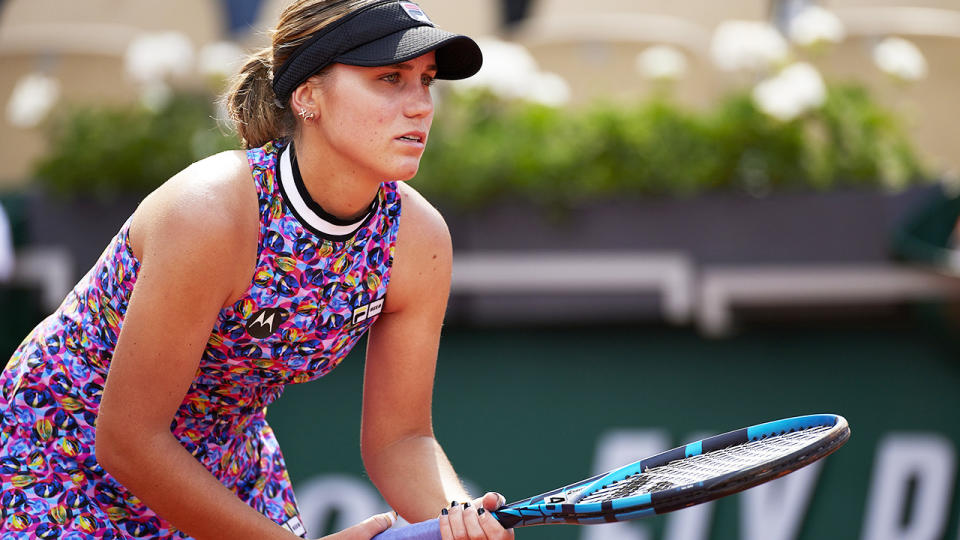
[0,140,401,538]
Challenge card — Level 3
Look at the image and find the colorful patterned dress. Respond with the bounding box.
[0,140,401,538]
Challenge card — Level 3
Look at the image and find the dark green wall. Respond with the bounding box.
[267,323,960,539]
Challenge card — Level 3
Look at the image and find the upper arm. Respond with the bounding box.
[361,183,453,453]
[98,154,256,445]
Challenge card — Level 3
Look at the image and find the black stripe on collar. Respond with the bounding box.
[275,142,379,242]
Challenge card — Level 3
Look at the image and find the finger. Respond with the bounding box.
[366,511,397,534]
[470,495,486,510]
[447,501,467,539]
[480,492,506,511]
[438,508,453,540]
[462,505,486,540]
[478,507,514,540]
[347,511,396,538]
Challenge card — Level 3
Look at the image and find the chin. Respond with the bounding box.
[390,163,421,182]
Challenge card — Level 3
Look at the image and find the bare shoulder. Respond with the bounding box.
[395,182,451,256]
[384,183,453,312]
[129,150,259,300]
[132,150,253,243]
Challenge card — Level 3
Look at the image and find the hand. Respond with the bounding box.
[438,492,515,540]
[319,511,396,540]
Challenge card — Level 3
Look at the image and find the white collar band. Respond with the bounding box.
[276,143,377,241]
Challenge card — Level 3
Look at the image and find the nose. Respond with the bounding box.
[404,85,434,119]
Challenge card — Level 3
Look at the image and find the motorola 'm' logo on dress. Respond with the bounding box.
[245,308,288,338]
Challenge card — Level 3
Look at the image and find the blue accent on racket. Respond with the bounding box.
[372,413,849,540]
[685,441,703,458]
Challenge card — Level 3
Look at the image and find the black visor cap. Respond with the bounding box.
[272,0,483,101]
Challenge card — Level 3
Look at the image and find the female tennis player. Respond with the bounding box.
[0,1,512,539]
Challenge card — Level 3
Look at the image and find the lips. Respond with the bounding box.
[396,131,426,144]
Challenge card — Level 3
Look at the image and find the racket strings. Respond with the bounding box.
[581,426,832,503]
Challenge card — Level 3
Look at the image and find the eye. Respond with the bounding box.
[422,74,437,87]
[380,73,400,83]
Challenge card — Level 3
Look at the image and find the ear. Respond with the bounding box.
[289,79,322,121]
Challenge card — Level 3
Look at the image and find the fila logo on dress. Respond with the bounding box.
[352,297,385,325]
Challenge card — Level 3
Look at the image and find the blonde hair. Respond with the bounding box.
[224,0,380,149]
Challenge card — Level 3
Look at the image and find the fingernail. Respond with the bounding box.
[450,501,458,507]
[441,508,449,516]
[478,508,486,516]
[462,502,471,509]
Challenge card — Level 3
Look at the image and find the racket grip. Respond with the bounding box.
[371,518,441,540]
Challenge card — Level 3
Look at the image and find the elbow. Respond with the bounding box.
[360,430,436,465]
[94,413,123,475]
[360,436,378,471]
[94,410,150,479]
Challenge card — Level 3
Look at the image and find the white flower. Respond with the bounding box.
[198,41,246,79]
[454,38,538,99]
[873,37,927,81]
[6,73,61,128]
[635,45,688,81]
[711,20,790,72]
[788,6,846,47]
[527,72,571,107]
[139,80,173,112]
[451,38,571,106]
[752,62,826,121]
[125,31,195,83]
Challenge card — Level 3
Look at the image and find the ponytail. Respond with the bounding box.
[223,47,294,149]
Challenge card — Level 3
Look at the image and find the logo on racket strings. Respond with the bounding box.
[542,486,585,504]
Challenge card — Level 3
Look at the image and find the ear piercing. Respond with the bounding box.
[298,109,316,121]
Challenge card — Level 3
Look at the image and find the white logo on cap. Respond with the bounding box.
[400,2,431,24]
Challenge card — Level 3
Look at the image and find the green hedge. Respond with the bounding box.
[31,84,926,207]
[33,94,238,199]
[416,84,927,208]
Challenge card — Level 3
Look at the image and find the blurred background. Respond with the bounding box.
[2,0,960,538]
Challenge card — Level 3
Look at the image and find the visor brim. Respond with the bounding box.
[335,26,482,80]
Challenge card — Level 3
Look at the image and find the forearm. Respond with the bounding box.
[97,430,298,540]
[363,435,471,522]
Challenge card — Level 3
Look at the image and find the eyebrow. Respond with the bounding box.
[389,62,439,72]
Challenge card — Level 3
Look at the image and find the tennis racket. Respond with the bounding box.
[373,413,849,540]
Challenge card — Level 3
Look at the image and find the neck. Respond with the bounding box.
[291,132,382,221]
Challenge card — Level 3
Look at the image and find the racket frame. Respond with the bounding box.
[491,414,850,528]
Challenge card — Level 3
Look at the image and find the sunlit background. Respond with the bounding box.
[1,1,959,539]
